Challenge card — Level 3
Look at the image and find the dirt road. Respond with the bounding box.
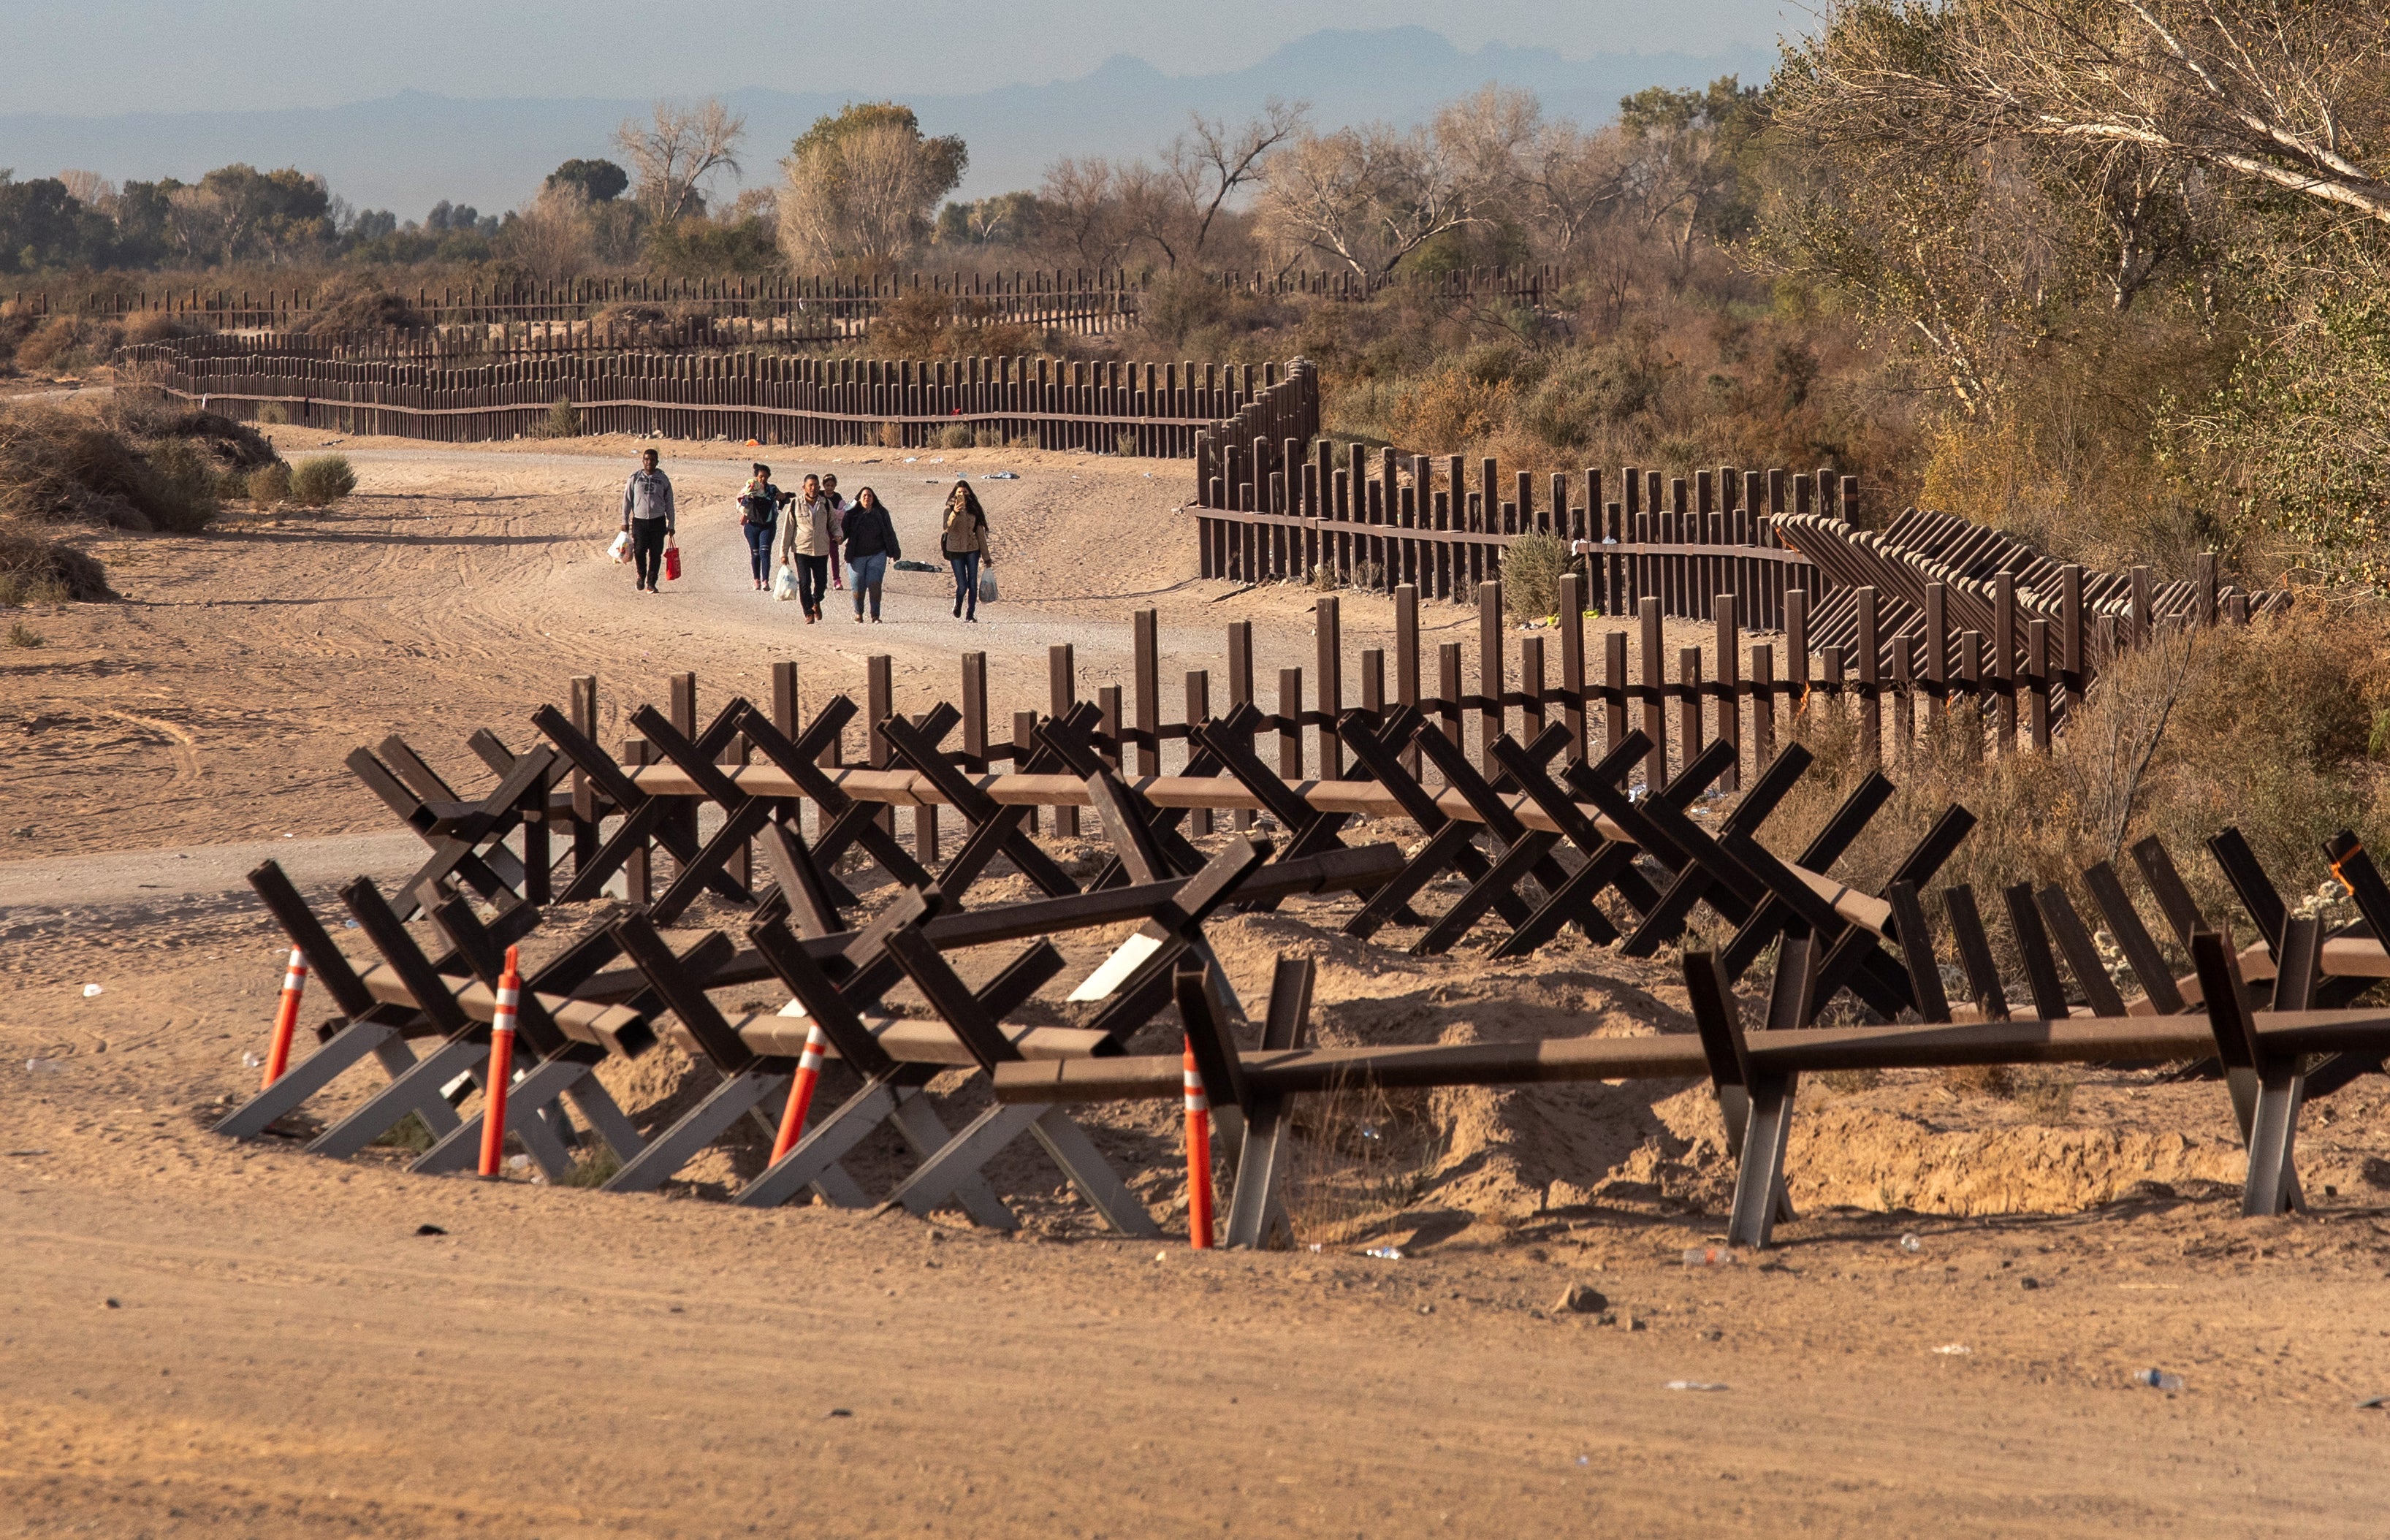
[4,433,2389,1536]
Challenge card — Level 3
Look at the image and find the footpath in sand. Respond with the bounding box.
[4,433,2390,1536]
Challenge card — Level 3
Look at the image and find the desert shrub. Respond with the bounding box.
[245,461,292,506]
[13,316,121,374]
[371,1112,435,1154]
[0,530,111,601]
[289,454,357,506]
[876,422,905,449]
[0,403,218,533]
[1009,433,1040,450]
[119,310,189,347]
[1499,531,1572,619]
[542,396,579,438]
[937,422,973,449]
[874,289,955,354]
[563,1146,621,1188]
[1759,600,2390,997]
[1283,1084,1443,1246]
[974,427,1005,448]
[141,438,225,531]
[1516,347,1668,452]
[99,394,278,472]
[6,620,43,647]
[1939,1064,2016,1099]
[300,280,426,336]
[1141,273,1233,348]
[1114,430,1139,457]
[1385,364,1514,452]
[254,403,289,427]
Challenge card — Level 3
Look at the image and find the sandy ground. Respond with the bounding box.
[4,432,2390,1536]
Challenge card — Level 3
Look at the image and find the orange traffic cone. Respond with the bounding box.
[260,948,308,1088]
[477,945,522,1178]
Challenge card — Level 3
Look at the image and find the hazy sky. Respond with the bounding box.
[9,0,1805,115]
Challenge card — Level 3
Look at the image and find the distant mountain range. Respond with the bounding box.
[0,27,1773,223]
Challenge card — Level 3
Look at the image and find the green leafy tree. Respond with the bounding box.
[547,158,629,203]
[0,176,118,272]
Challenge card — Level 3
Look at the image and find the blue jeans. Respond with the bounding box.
[742,522,775,583]
[848,552,888,617]
[947,551,981,617]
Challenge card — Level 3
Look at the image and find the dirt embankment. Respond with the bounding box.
[7,433,2390,1536]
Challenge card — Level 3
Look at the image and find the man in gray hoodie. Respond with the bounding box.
[620,448,675,592]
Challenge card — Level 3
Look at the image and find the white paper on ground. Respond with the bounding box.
[1067,931,1164,1002]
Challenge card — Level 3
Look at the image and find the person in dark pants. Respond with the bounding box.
[620,447,674,593]
[821,473,848,591]
[737,462,788,590]
[840,486,900,622]
[939,479,992,622]
[780,473,837,622]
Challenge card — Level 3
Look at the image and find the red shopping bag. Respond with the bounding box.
[663,544,682,582]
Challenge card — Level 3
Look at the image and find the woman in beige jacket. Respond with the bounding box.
[778,473,838,622]
[940,480,993,622]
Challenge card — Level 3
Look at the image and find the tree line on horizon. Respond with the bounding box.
[8,2,2390,595]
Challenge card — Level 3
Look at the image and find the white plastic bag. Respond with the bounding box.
[772,563,798,602]
[608,530,632,565]
[978,568,998,604]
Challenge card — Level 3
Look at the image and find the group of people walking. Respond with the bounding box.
[621,451,992,623]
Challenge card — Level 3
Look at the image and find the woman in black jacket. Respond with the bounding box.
[841,486,901,623]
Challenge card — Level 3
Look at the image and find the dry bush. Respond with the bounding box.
[1939,1064,2016,1099]
[289,454,357,507]
[875,422,905,449]
[0,403,224,534]
[867,291,1037,359]
[937,423,973,449]
[1385,365,1515,453]
[541,397,580,440]
[6,620,44,647]
[244,462,292,507]
[0,530,113,602]
[13,316,122,374]
[1760,602,2390,995]
[1499,531,1571,620]
[120,310,189,347]
[99,393,278,471]
[300,279,426,336]
[871,289,951,354]
[1282,1083,1442,1246]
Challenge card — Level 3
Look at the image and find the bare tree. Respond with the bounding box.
[1789,1,2390,228]
[1037,157,1133,267]
[57,169,118,215]
[503,183,596,283]
[614,98,747,224]
[1165,98,1309,261]
[1254,122,1485,278]
[780,121,956,270]
[2059,620,2202,861]
[1107,161,1191,267]
[1520,123,1630,262]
